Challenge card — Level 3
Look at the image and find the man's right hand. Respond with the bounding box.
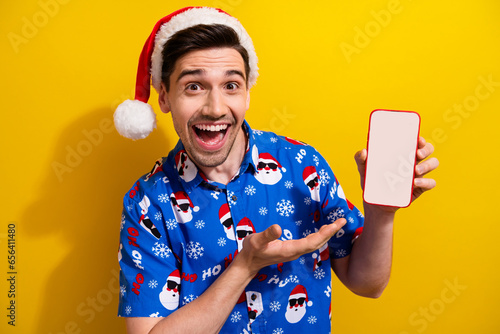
[236,219,347,277]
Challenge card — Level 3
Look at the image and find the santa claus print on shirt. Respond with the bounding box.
[159,269,181,311]
[285,284,313,324]
[144,159,164,182]
[246,291,263,324]
[312,242,329,272]
[236,217,256,251]
[170,191,199,224]
[303,166,320,202]
[137,195,161,239]
[219,203,236,241]
[252,145,286,185]
[175,149,197,183]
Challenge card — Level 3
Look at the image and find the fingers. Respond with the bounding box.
[415,157,440,177]
[301,218,347,252]
[416,137,435,162]
[354,149,367,169]
[250,224,282,249]
[414,176,437,190]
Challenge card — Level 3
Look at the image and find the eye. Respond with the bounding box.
[186,83,201,91]
[225,82,238,90]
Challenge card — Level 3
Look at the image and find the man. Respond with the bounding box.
[115,7,438,334]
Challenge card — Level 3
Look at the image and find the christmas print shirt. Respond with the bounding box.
[118,121,364,333]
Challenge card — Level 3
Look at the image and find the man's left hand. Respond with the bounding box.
[354,136,439,211]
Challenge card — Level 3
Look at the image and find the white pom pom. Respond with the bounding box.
[114,100,157,140]
[307,301,313,307]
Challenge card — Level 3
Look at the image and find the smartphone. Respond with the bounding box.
[363,109,421,208]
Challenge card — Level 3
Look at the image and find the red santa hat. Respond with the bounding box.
[171,191,200,212]
[302,166,319,185]
[167,269,181,284]
[258,153,286,172]
[289,285,313,307]
[219,203,232,225]
[114,7,259,140]
[236,217,256,236]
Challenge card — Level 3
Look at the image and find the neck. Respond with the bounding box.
[198,127,247,185]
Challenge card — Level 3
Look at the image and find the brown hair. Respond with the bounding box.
[161,24,250,91]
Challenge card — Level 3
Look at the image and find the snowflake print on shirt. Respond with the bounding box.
[152,242,171,258]
[186,241,204,259]
[259,207,268,215]
[314,268,326,280]
[154,212,162,221]
[217,237,226,247]
[318,169,330,186]
[125,306,132,315]
[120,285,126,297]
[273,328,284,334]
[269,301,281,312]
[335,249,347,258]
[244,185,256,196]
[148,280,158,289]
[227,190,237,207]
[230,311,242,323]
[284,181,293,189]
[313,155,319,166]
[327,208,345,222]
[165,218,178,230]
[308,315,318,324]
[276,199,295,217]
[195,220,205,229]
[182,294,198,305]
[158,193,169,203]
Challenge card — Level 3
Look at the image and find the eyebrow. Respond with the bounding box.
[176,69,246,83]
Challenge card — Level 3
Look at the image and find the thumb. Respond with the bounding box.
[354,149,367,189]
[261,224,282,243]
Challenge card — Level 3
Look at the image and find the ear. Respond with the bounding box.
[158,82,171,114]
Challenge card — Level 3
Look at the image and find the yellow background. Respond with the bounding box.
[1,0,499,333]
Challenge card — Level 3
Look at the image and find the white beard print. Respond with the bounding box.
[159,283,179,311]
[285,304,307,324]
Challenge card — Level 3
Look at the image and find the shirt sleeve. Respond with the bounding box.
[118,180,180,317]
[315,153,364,259]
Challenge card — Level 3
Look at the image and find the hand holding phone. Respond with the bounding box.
[363,109,421,208]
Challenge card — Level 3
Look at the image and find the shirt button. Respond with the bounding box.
[231,195,237,201]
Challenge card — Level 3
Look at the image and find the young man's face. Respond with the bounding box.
[159,47,250,169]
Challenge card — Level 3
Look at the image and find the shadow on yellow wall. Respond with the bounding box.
[23,108,169,333]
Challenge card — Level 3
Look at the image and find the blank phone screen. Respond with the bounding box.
[363,110,420,207]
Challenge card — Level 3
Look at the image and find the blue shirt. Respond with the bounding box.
[118,121,364,333]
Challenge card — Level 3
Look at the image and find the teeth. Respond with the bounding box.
[195,124,228,131]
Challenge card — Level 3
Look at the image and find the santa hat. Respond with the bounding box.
[258,153,286,172]
[114,7,259,140]
[167,269,181,284]
[171,191,200,212]
[289,285,313,307]
[219,203,232,225]
[302,166,319,185]
[236,217,255,235]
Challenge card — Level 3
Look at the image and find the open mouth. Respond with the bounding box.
[193,123,229,147]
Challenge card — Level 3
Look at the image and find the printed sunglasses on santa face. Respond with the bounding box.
[171,198,190,212]
[306,176,319,189]
[237,230,253,239]
[257,161,279,171]
[166,280,180,292]
[289,297,306,308]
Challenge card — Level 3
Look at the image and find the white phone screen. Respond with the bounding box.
[363,110,420,207]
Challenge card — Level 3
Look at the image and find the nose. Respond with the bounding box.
[203,88,226,118]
